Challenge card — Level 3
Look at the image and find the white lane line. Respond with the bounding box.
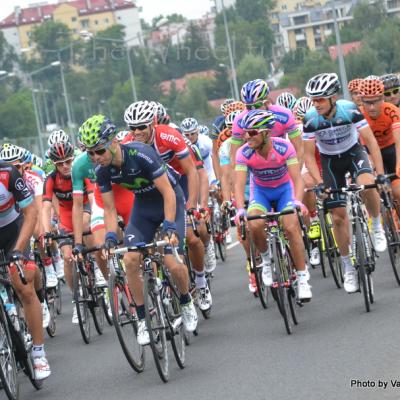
[227,241,240,250]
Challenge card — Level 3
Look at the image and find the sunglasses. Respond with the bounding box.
[129,124,149,131]
[384,88,400,97]
[54,158,73,166]
[246,101,264,110]
[87,147,107,157]
[245,129,270,137]
[311,97,328,104]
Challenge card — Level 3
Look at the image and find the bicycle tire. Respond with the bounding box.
[144,275,169,383]
[101,290,113,326]
[271,237,292,334]
[284,248,298,326]
[46,295,56,338]
[72,263,91,344]
[355,219,370,312]
[319,209,342,288]
[0,306,19,400]
[91,290,104,336]
[108,265,144,373]
[317,239,327,278]
[250,238,268,309]
[217,239,227,262]
[382,208,400,285]
[55,281,62,315]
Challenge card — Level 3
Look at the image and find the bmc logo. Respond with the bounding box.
[160,132,180,145]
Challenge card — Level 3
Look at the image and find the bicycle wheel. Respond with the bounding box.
[55,281,62,315]
[382,207,400,285]
[284,249,298,326]
[144,275,169,383]
[271,238,292,334]
[0,306,19,400]
[91,288,104,335]
[108,267,144,373]
[317,239,327,278]
[45,294,56,338]
[319,209,342,288]
[355,219,370,313]
[100,289,113,326]
[250,238,268,309]
[217,238,227,262]
[72,263,91,344]
[165,284,185,369]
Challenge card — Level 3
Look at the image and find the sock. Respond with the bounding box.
[194,271,207,289]
[261,250,269,263]
[372,216,381,230]
[36,289,44,303]
[136,305,145,320]
[180,293,191,305]
[32,344,45,358]
[341,255,354,273]
[297,270,308,281]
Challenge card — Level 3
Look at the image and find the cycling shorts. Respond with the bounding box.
[321,143,373,209]
[59,203,91,232]
[248,180,294,213]
[124,185,186,254]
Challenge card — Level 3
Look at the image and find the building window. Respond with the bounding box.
[104,18,109,23]
[282,4,287,10]
[95,20,98,25]
[296,40,307,48]
[71,16,77,22]
[315,37,323,47]
[294,28,304,34]
[81,19,89,28]
[293,15,308,25]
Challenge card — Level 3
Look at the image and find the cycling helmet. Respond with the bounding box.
[225,110,242,128]
[358,78,384,97]
[223,101,245,118]
[240,79,270,105]
[47,129,70,146]
[22,148,33,164]
[116,130,130,142]
[48,141,74,162]
[276,92,297,110]
[198,125,210,136]
[293,97,313,120]
[305,73,340,98]
[380,74,400,90]
[0,144,25,163]
[180,117,199,133]
[34,156,43,168]
[79,115,116,149]
[348,78,362,93]
[124,101,156,127]
[239,110,275,130]
[153,101,170,125]
[365,75,379,80]
[220,98,235,114]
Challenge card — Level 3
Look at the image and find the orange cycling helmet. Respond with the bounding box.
[348,78,362,93]
[358,78,384,97]
[223,101,244,118]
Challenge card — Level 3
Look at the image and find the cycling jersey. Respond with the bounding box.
[194,134,216,184]
[235,137,298,188]
[31,165,46,180]
[303,100,368,155]
[95,142,180,198]
[231,104,301,145]
[0,163,33,228]
[361,102,400,149]
[72,152,96,195]
[217,127,232,150]
[24,169,43,197]
[210,115,226,141]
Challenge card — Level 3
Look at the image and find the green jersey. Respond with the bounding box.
[72,152,96,194]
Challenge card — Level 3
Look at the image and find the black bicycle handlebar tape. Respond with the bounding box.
[328,183,378,193]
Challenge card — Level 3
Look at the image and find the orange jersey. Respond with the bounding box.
[217,127,232,149]
[361,102,400,149]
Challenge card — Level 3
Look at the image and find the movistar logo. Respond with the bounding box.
[128,149,138,156]
[121,177,150,190]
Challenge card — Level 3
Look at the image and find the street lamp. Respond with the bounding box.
[80,31,138,102]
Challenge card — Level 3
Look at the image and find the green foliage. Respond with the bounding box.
[280,48,310,74]
[237,53,269,86]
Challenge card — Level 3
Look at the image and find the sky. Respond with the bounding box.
[0,0,212,22]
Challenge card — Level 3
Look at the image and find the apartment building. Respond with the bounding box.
[0,0,142,54]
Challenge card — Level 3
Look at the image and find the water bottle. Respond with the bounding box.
[0,284,8,304]
[5,303,20,332]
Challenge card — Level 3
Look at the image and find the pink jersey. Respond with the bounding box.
[231,104,301,145]
[235,137,298,188]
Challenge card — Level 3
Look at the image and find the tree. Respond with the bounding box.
[280,48,310,74]
[237,53,269,87]
[345,45,385,79]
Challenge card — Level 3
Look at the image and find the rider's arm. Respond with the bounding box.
[220,164,233,203]
[42,174,55,233]
[359,125,385,175]
[101,191,118,235]
[15,201,37,253]
[393,125,400,170]
[211,140,221,181]
[179,155,198,209]
[234,168,247,210]
[304,139,323,184]
[154,173,176,222]
[198,167,210,209]
[289,134,304,168]
[72,194,84,244]
[287,161,305,202]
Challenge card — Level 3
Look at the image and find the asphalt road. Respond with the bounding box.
[11,238,400,400]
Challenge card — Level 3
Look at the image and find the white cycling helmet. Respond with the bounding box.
[198,125,209,135]
[48,129,70,146]
[0,144,25,163]
[116,130,130,142]
[276,92,297,110]
[293,97,313,119]
[124,101,156,127]
[305,73,341,98]
[180,117,199,133]
[225,110,242,128]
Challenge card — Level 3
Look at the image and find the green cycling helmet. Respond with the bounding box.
[78,114,116,149]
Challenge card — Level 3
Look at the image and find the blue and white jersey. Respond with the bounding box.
[195,134,216,184]
[303,99,368,155]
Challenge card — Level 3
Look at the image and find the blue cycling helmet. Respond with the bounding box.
[240,79,270,105]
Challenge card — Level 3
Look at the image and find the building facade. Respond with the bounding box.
[0,0,142,54]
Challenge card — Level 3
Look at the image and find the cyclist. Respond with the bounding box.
[199,125,210,136]
[234,110,312,301]
[124,102,212,314]
[276,92,297,111]
[380,74,400,107]
[303,72,387,293]
[358,78,400,202]
[42,141,93,323]
[0,160,51,380]
[348,79,363,107]
[230,79,304,168]
[78,114,198,345]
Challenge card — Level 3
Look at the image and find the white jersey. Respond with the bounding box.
[195,134,216,184]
